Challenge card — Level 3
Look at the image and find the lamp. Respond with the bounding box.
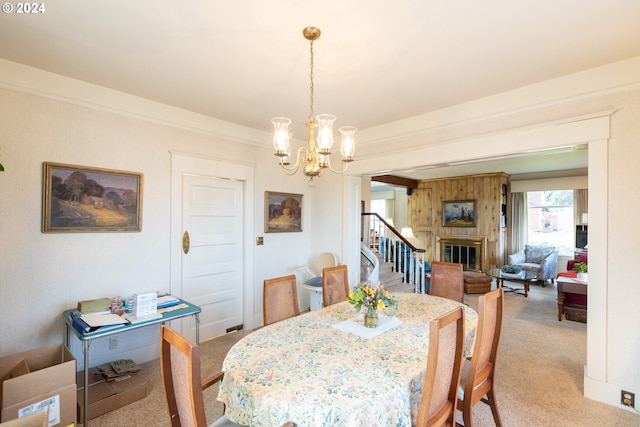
[272,27,356,183]
[582,213,588,225]
[401,227,416,240]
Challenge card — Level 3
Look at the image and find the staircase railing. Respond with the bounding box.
[360,242,379,285]
[362,213,429,293]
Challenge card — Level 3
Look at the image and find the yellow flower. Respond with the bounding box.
[346,282,398,313]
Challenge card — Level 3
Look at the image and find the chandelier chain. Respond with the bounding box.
[309,39,314,122]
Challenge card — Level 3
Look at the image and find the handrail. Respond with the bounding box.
[362,212,425,253]
[361,212,429,293]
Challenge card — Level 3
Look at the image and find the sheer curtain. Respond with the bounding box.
[509,192,527,254]
[574,189,588,224]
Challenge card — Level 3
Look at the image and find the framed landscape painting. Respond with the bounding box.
[265,191,303,233]
[42,162,143,232]
[442,200,476,227]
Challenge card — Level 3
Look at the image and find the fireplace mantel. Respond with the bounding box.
[436,235,487,272]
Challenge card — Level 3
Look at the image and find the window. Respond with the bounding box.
[370,199,386,218]
[527,190,574,255]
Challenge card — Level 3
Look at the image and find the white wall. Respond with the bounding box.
[0,63,346,368]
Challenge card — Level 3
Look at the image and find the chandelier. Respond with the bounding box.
[272,27,356,183]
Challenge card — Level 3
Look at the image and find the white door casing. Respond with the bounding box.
[170,152,255,342]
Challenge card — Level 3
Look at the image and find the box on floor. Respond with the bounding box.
[0,412,47,427]
[76,367,147,423]
[0,344,76,427]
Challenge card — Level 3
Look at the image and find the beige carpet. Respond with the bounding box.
[88,282,640,427]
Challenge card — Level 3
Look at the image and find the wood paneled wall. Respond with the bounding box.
[407,172,509,271]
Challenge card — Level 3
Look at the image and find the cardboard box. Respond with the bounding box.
[0,411,47,427]
[0,344,76,427]
[76,368,147,422]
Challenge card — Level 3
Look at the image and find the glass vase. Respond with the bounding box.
[364,305,379,328]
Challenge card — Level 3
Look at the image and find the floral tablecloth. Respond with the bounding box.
[217,292,477,427]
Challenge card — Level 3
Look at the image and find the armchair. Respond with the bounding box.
[508,244,559,284]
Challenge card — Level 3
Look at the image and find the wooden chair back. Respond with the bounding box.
[458,287,504,427]
[263,274,300,326]
[416,307,465,427]
[160,325,224,427]
[429,261,464,303]
[322,265,349,307]
[161,326,296,427]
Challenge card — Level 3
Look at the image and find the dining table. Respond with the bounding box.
[217,292,478,427]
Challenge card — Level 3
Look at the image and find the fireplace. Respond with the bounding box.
[437,236,486,272]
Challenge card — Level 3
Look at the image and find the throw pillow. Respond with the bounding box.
[525,245,554,263]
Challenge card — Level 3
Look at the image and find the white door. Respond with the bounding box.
[180,174,244,342]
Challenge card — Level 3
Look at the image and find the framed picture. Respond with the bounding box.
[265,191,303,233]
[42,162,143,232]
[442,200,476,227]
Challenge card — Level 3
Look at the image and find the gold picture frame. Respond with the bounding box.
[442,200,476,227]
[42,162,143,232]
[264,191,303,233]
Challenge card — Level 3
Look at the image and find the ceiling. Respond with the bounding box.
[2,1,639,180]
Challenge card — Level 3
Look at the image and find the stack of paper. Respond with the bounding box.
[157,295,180,308]
[80,313,128,328]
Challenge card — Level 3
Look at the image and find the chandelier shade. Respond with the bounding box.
[272,117,291,156]
[272,27,356,182]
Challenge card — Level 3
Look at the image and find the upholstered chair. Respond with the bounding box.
[263,274,300,326]
[429,261,464,303]
[416,307,465,427]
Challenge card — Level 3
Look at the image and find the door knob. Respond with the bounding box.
[182,231,190,254]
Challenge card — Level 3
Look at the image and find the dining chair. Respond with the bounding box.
[263,274,300,326]
[457,287,504,427]
[161,325,296,427]
[322,264,349,307]
[429,261,464,303]
[415,306,465,427]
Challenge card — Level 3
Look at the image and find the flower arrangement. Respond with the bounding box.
[347,282,398,314]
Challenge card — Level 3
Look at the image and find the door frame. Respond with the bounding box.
[170,151,255,334]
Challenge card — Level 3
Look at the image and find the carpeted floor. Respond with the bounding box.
[88,282,640,426]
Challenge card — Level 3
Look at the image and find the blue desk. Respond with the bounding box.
[62,298,200,426]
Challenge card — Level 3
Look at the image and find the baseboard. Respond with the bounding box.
[584,367,639,413]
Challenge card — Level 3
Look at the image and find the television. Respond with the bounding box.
[576,225,588,249]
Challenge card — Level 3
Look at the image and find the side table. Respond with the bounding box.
[556,276,588,321]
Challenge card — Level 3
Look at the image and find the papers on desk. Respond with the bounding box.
[122,312,163,324]
[333,314,402,339]
[70,312,127,335]
[157,295,180,308]
[80,313,128,327]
